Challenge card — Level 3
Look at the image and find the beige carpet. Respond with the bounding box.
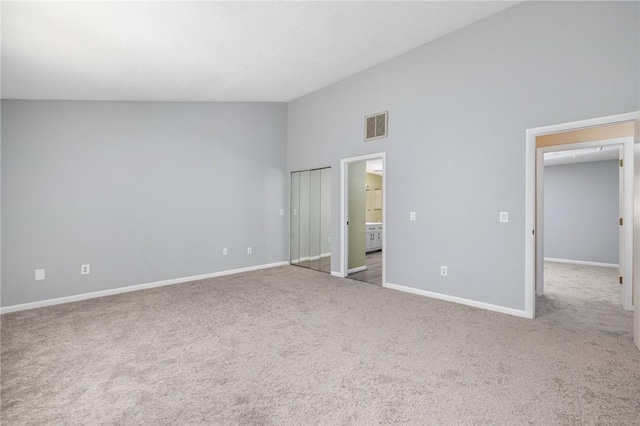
[1,263,638,425]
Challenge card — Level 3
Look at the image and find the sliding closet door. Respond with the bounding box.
[298,170,310,268]
[309,169,322,271]
[290,172,300,265]
[290,167,331,273]
[320,167,332,273]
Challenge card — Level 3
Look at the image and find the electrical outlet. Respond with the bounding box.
[440,266,448,276]
[280,209,284,216]
[35,269,45,281]
[247,247,252,255]
[223,248,228,255]
[81,264,90,275]
[410,211,416,221]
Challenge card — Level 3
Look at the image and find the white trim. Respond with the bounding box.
[544,258,619,268]
[331,271,345,278]
[347,265,367,274]
[0,261,288,314]
[385,282,528,318]
[525,112,640,319]
[340,152,386,287]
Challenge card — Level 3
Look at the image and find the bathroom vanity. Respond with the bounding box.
[365,222,383,252]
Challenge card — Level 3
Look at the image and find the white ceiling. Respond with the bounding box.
[544,145,620,166]
[1,1,518,102]
[366,159,383,175]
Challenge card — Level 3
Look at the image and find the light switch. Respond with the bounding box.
[280,209,284,216]
[35,269,45,281]
[500,212,509,223]
[410,211,417,221]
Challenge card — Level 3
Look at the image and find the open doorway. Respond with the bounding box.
[340,153,386,286]
[536,130,633,310]
[539,142,631,330]
[346,159,384,285]
[525,112,640,350]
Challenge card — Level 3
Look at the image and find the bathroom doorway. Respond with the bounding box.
[340,153,386,286]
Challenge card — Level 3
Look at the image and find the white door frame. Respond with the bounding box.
[340,152,386,286]
[535,137,633,309]
[525,112,640,319]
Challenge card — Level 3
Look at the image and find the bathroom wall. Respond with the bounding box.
[366,173,383,223]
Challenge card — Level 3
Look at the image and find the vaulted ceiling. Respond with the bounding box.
[1,1,518,102]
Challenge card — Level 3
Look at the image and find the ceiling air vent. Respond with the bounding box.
[365,111,388,141]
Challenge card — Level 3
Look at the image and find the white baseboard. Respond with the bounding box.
[331,271,345,278]
[544,257,618,268]
[0,261,289,314]
[347,265,367,274]
[384,282,528,318]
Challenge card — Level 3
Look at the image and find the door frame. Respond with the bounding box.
[339,152,386,285]
[525,112,640,319]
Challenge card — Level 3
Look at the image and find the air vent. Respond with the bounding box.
[365,111,388,141]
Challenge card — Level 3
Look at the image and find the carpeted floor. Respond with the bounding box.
[540,261,629,335]
[1,263,638,425]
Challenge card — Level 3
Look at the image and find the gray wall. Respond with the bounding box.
[2,100,288,307]
[544,160,619,265]
[287,1,639,310]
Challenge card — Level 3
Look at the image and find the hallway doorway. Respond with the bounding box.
[541,143,625,313]
[525,111,640,350]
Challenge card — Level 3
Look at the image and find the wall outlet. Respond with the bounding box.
[247,247,252,255]
[81,264,90,275]
[223,248,228,255]
[440,266,448,276]
[500,212,509,223]
[280,209,284,216]
[410,211,417,221]
[35,269,45,281]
